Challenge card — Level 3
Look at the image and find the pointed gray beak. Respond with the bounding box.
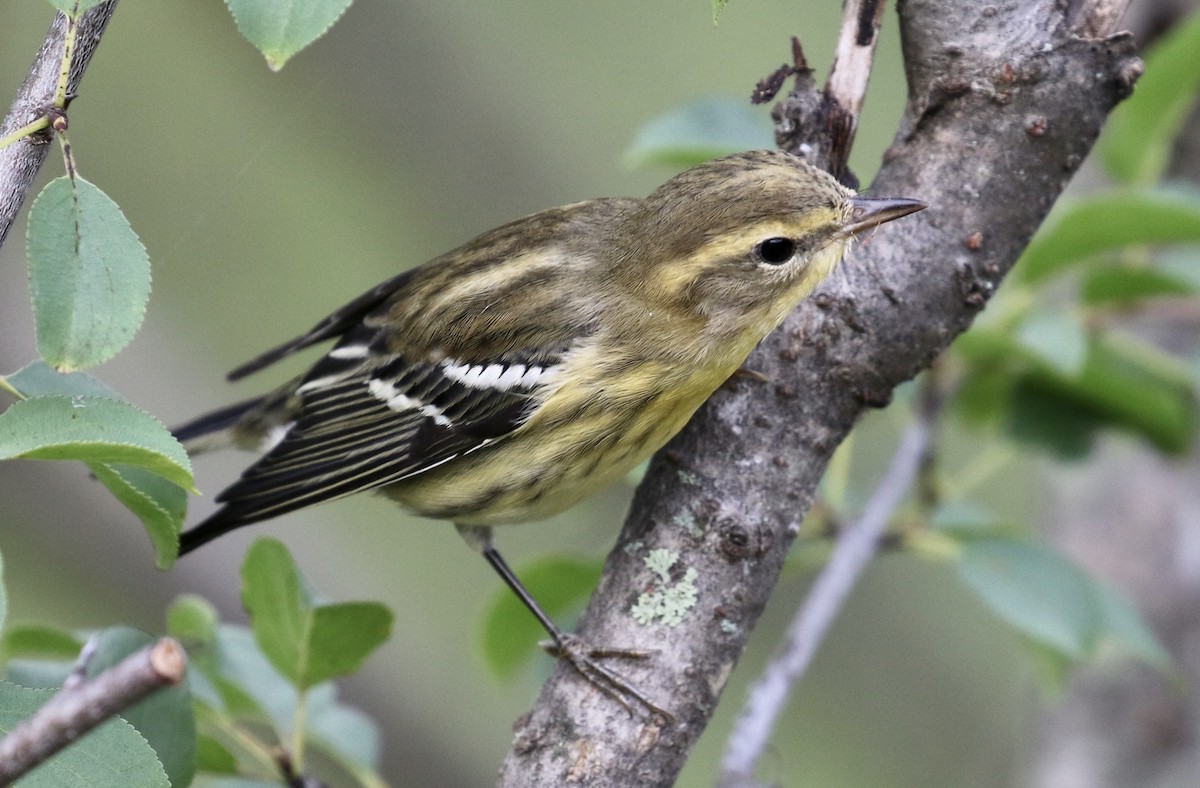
[843,196,927,236]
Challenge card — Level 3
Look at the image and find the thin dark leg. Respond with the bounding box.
[461,528,671,719]
[482,546,568,644]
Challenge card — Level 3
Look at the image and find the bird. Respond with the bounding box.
[173,149,925,712]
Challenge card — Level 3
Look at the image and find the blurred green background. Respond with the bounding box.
[0,2,1035,785]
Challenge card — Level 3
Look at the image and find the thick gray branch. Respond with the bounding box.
[0,0,118,248]
[498,1,1140,785]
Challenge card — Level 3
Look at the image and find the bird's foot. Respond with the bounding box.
[540,634,674,721]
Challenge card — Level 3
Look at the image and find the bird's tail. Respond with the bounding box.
[171,396,265,453]
[177,507,249,556]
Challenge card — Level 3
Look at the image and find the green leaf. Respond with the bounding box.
[45,0,109,15]
[1080,265,1196,305]
[957,538,1101,659]
[167,595,219,647]
[1017,189,1200,284]
[711,0,730,23]
[207,627,287,727]
[1,624,83,663]
[2,361,121,400]
[955,536,1171,674]
[303,602,393,688]
[0,549,5,635]
[26,176,150,372]
[3,661,72,690]
[624,97,774,169]
[196,734,240,774]
[199,624,382,775]
[1015,311,1087,376]
[0,396,194,491]
[241,539,392,690]
[306,689,382,770]
[1092,580,1173,670]
[89,463,188,570]
[86,628,196,788]
[0,681,169,787]
[956,329,1196,457]
[1101,10,1200,183]
[481,555,603,678]
[1007,378,1102,459]
[225,0,355,70]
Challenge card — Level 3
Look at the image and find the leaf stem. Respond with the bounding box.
[52,10,79,109]
[291,688,308,775]
[0,118,51,152]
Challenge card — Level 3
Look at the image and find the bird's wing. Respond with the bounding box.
[225,268,419,381]
[203,320,566,529]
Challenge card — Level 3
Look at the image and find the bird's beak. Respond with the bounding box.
[842,196,927,236]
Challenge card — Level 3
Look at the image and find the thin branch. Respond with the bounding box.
[823,0,889,182]
[717,414,933,786]
[769,0,888,185]
[0,637,187,784]
[0,0,118,248]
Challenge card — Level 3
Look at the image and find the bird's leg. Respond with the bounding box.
[456,524,672,719]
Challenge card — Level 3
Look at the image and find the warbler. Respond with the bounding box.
[175,149,924,711]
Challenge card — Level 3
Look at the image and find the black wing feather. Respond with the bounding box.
[179,340,556,554]
[225,268,417,382]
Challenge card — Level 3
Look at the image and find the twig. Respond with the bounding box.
[0,637,187,784]
[61,633,100,692]
[717,415,933,787]
[770,0,887,185]
[823,0,889,183]
[0,0,118,247]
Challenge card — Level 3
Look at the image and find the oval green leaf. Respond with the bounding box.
[1080,265,1196,305]
[625,97,774,170]
[957,538,1101,659]
[3,361,121,400]
[241,538,392,690]
[27,176,150,372]
[225,0,355,70]
[89,463,188,570]
[0,396,194,490]
[1,624,83,663]
[0,681,169,787]
[1018,189,1200,284]
[1101,10,1200,184]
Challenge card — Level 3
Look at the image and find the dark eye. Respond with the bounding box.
[756,237,796,265]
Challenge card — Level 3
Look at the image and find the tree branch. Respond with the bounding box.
[718,410,933,786]
[0,0,118,248]
[498,1,1141,785]
[0,637,187,784]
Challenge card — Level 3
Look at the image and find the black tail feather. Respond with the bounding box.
[178,507,254,556]
[172,396,265,445]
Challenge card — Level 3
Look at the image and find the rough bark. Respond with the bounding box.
[0,0,118,248]
[498,1,1141,785]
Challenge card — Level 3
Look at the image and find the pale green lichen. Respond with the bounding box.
[630,549,699,627]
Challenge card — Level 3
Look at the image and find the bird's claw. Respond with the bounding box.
[540,634,674,721]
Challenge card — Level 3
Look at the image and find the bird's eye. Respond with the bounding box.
[756,237,796,265]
